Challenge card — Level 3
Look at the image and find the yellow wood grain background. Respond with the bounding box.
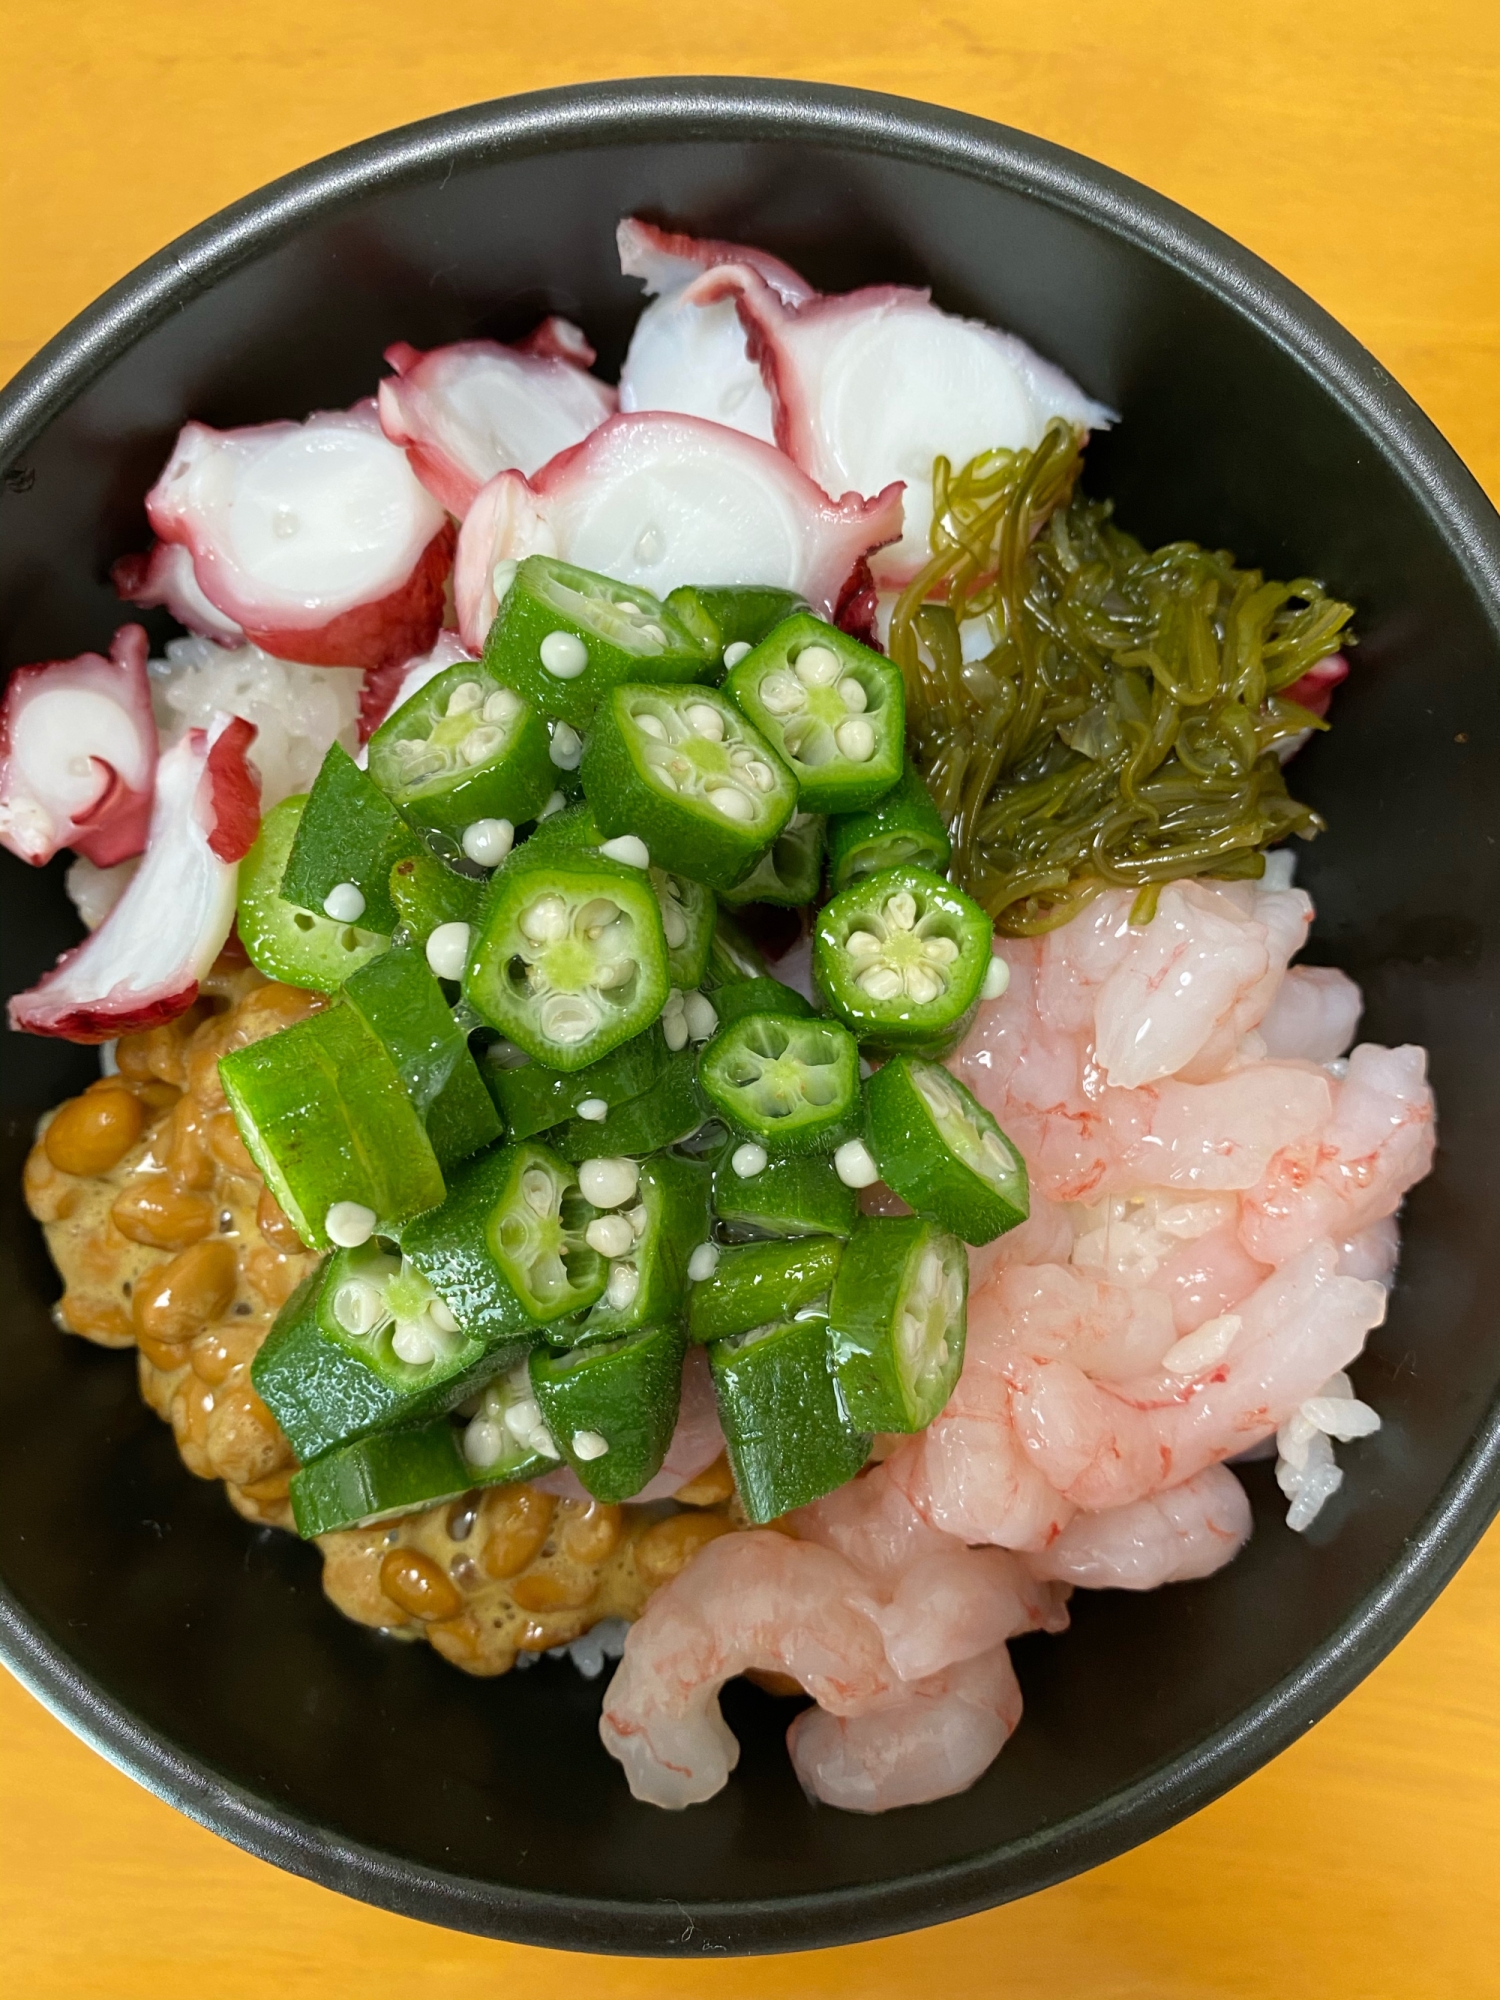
[2,3,1498,1993]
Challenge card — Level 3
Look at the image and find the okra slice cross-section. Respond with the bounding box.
[578,1151,712,1339]
[725,613,904,813]
[698,1010,859,1156]
[488,1141,608,1323]
[827,763,952,892]
[464,849,670,1070]
[814,863,992,1052]
[367,657,554,845]
[827,1215,969,1432]
[581,683,796,892]
[864,1055,1029,1245]
[528,1322,687,1503]
[720,811,826,908]
[708,1316,870,1523]
[484,555,710,726]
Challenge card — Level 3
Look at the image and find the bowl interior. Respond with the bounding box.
[2,85,1499,1953]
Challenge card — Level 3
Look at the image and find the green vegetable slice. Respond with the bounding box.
[725,613,905,813]
[665,584,808,661]
[250,1258,525,1465]
[814,863,991,1052]
[387,850,486,949]
[864,1055,1028,1244]
[708,1316,870,1523]
[219,1004,445,1249]
[827,763,952,891]
[341,944,499,1170]
[366,658,555,844]
[401,1144,574,1344]
[653,866,716,988]
[710,1146,859,1240]
[687,1236,843,1344]
[482,1140,607,1323]
[280,741,423,936]
[827,1216,968,1432]
[289,1420,475,1538]
[483,555,710,726]
[528,1322,686,1502]
[697,1011,859,1155]
[236,795,390,993]
[704,908,771,986]
[482,1022,673,1140]
[550,1048,704,1161]
[463,846,670,1070]
[707,976,815,1029]
[720,812,826,908]
[577,1151,712,1340]
[581,683,796,891]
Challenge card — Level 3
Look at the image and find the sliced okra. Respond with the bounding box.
[725,614,904,813]
[551,1047,704,1161]
[665,584,809,662]
[705,907,771,986]
[483,1021,673,1141]
[864,1055,1029,1244]
[387,850,486,954]
[687,1236,843,1344]
[827,1216,969,1432]
[581,682,796,891]
[698,1011,859,1156]
[463,846,670,1070]
[290,1419,474,1538]
[342,943,499,1170]
[708,1316,870,1523]
[251,1256,526,1465]
[827,763,952,891]
[720,812,826,908]
[237,794,390,994]
[814,863,992,1052]
[219,1002,444,1250]
[528,1321,687,1503]
[705,976,815,1030]
[366,658,555,844]
[280,740,423,937]
[456,1352,561,1483]
[710,1145,859,1240]
[578,1151,712,1339]
[483,555,710,726]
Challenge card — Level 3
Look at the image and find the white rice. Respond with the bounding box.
[1275,1370,1383,1531]
[513,1617,630,1680]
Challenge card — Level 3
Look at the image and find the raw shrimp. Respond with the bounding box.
[787,1645,1024,1813]
[1026,1463,1252,1590]
[1256,963,1362,1063]
[599,1530,893,1808]
[1239,1043,1435,1265]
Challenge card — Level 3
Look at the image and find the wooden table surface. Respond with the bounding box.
[3,3,1499,1993]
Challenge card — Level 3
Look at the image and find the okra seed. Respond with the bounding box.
[549,722,583,769]
[541,994,600,1043]
[683,992,719,1042]
[660,901,688,948]
[687,1241,720,1282]
[846,929,883,961]
[641,623,667,645]
[834,1139,881,1188]
[428,1297,460,1334]
[491,558,519,603]
[593,959,634,990]
[886,891,919,931]
[539,790,566,818]
[325,1200,377,1248]
[835,717,877,762]
[859,1057,874,1080]
[578,1156,639,1208]
[519,895,570,943]
[661,996,689,1051]
[460,724,504,765]
[706,785,754,822]
[463,1418,505,1468]
[572,1429,610,1461]
[333,1275,387,1334]
[539,630,589,678]
[425,921,472,982]
[505,1397,544,1442]
[600,834,650,868]
[483,687,524,725]
[905,965,942,1005]
[392,1317,448,1365]
[577,1098,609,1122]
[744,761,776,792]
[922,935,960,965]
[606,1261,640,1308]
[461,818,514,866]
[520,1169,554,1216]
[685,702,725,741]
[322,881,366,923]
[731,1142,768,1178]
[758,670,806,715]
[857,964,904,1001]
[625,1204,648,1238]
[794,645,842,688]
[635,713,668,741]
[981,956,1011,1000]
[839,676,868,712]
[585,1214,634,1258]
[446,680,485,717]
[723,641,752,668]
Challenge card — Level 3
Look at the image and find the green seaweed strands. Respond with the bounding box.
[887,420,1356,933]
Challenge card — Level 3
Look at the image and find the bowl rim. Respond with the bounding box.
[3,72,1500,1958]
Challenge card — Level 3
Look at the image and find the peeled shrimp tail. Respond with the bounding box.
[1026,1464,1252,1590]
[870,1545,1070,1681]
[788,1645,1025,1813]
[598,1530,892,1809]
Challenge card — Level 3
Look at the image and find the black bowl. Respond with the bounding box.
[3,76,1499,1957]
